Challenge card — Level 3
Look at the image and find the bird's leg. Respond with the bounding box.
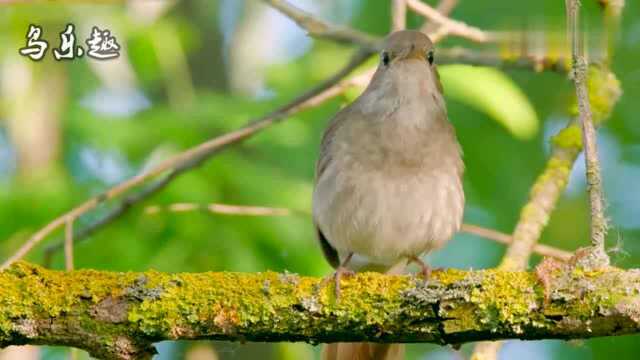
[321,252,355,300]
[409,256,431,280]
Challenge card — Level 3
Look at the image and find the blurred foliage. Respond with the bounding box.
[0,0,639,359]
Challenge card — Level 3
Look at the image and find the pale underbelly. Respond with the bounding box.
[313,167,464,270]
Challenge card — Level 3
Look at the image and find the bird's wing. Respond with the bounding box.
[316,226,340,269]
[315,105,353,183]
[313,105,357,269]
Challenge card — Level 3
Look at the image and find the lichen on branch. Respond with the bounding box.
[1,261,640,359]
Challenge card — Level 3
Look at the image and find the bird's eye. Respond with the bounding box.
[381,52,390,66]
[427,50,434,65]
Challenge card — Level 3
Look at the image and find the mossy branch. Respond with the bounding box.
[2,261,640,359]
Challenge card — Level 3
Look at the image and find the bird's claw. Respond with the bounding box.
[410,256,433,282]
[321,266,354,300]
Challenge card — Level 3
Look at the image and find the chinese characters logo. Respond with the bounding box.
[19,24,121,61]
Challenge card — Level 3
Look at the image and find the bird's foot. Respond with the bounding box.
[333,266,355,300]
[409,256,432,282]
[320,266,354,300]
[320,252,355,300]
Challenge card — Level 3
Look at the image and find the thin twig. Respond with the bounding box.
[460,224,572,261]
[139,202,570,261]
[391,0,407,31]
[145,203,307,217]
[64,217,74,272]
[407,0,493,43]
[43,172,180,267]
[262,0,380,51]
[437,47,570,73]
[421,0,459,34]
[566,0,608,256]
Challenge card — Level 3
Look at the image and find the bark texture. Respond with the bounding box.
[1,261,640,359]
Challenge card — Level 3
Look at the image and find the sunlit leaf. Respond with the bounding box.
[439,65,539,140]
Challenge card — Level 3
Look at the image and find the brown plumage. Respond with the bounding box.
[313,30,464,360]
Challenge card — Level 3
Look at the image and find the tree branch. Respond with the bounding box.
[437,47,571,73]
[498,124,584,272]
[2,261,640,360]
[566,0,609,263]
[406,0,493,43]
[261,0,381,51]
[471,62,622,360]
[460,224,572,261]
[391,0,407,31]
[10,48,373,270]
[420,0,459,34]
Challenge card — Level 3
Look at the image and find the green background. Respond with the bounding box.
[0,0,638,359]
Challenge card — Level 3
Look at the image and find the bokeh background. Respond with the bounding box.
[0,0,639,359]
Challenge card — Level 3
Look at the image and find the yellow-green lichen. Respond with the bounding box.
[469,271,541,333]
[3,261,640,351]
[552,124,583,150]
[568,66,622,124]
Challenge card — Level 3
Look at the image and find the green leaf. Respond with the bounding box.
[439,65,539,140]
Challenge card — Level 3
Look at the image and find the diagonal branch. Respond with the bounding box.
[261,0,380,51]
[4,49,374,270]
[460,224,572,261]
[407,0,493,43]
[2,261,640,360]
[421,0,459,34]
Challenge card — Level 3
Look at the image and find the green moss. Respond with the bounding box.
[3,261,640,351]
[469,271,541,333]
[552,124,583,151]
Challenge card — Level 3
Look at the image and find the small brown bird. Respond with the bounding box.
[312,30,464,359]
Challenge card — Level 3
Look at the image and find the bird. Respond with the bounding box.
[312,30,465,360]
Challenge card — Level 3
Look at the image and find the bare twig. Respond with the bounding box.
[262,0,380,51]
[140,202,569,261]
[64,217,74,272]
[391,0,407,31]
[145,203,305,217]
[437,47,570,73]
[497,126,584,271]
[460,224,572,261]
[566,0,609,259]
[43,172,180,267]
[421,0,459,33]
[407,0,493,43]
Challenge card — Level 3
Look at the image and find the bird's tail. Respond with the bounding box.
[321,342,404,360]
[321,260,407,360]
